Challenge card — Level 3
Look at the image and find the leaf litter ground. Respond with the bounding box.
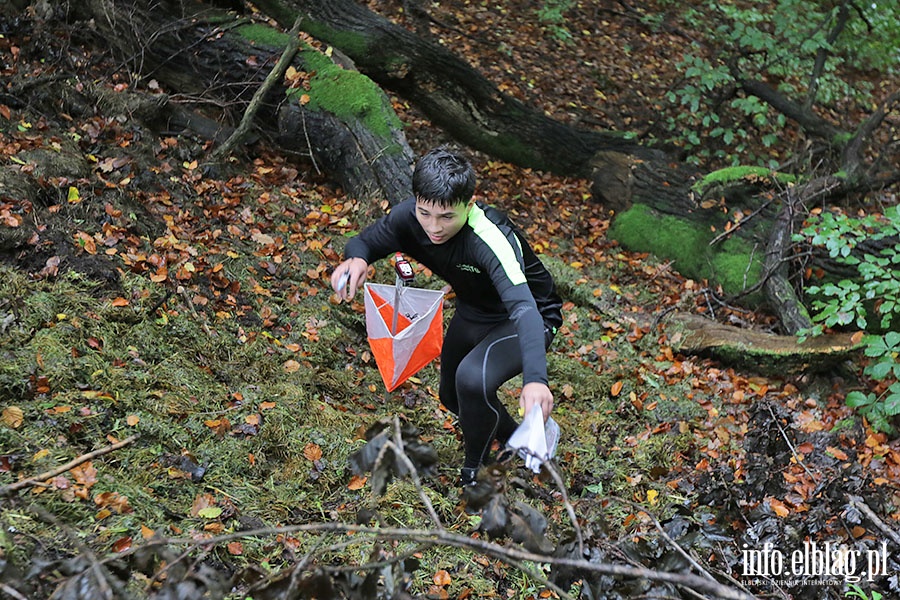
[2,5,900,600]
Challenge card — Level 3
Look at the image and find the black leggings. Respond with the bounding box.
[439,313,554,470]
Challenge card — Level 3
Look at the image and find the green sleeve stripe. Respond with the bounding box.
[468,205,527,285]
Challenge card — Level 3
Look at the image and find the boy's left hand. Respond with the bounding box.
[520,382,553,422]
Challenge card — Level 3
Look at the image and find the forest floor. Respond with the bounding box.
[1,2,899,600]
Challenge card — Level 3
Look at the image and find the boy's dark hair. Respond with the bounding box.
[412,147,476,208]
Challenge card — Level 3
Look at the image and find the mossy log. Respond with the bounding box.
[77,0,414,204]
[254,0,664,181]
[666,312,863,375]
[608,202,769,303]
[608,166,897,332]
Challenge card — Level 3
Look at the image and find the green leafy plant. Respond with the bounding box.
[661,1,898,166]
[845,583,884,600]
[536,0,575,43]
[797,205,900,433]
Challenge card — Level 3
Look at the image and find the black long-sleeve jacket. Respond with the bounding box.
[344,199,562,385]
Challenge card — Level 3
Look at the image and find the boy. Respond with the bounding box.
[331,148,562,486]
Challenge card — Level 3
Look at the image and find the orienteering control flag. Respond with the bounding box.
[364,283,443,391]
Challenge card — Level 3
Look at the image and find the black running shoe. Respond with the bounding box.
[459,467,478,487]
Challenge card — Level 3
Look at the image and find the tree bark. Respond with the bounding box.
[209,16,305,165]
[276,100,414,205]
[666,312,862,375]
[257,0,664,180]
[79,0,414,205]
[762,194,812,335]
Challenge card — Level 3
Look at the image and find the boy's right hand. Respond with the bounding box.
[331,257,368,301]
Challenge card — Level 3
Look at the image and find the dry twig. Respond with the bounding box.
[0,582,28,600]
[208,16,303,163]
[119,522,756,600]
[847,494,900,549]
[0,434,139,496]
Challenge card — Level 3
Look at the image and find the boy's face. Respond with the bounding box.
[415,197,472,244]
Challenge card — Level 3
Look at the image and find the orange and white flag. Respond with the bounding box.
[364,283,444,391]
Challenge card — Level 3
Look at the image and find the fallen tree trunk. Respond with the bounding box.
[665,312,863,375]
[77,0,414,204]
[254,0,665,194]
[70,0,897,335]
[608,167,900,331]
[237,0,899,336]
[549,257,859,376]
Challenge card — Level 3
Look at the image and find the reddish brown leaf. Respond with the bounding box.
[71,462,98,488]
[94,491,133,514]
[767,497,790,518]
[74,231,97,254]
[227,541,244,555]
[826,446,849,461]
[112,536,132,553]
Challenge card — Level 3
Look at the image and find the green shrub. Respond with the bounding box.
[660,1,899,166]
[796,206,900,433]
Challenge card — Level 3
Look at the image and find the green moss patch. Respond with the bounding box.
[310,72,398,138]
[608,203,764,302]
[231,22,400,143]
[234,23,291,48]
[300,22,370,57]
[692,165,797,196]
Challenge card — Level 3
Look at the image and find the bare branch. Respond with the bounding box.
[761,188,813,334]
[805,1,852,110]
[0,583,29,600]
[129,522,756,600]
[30,503,119,600]
[208,16,303,164]
[842,88,900,177]
[543,460,585,556]
[0,435,139,497]
[847,495,900,549]
[388,416,442,528]
[740,79,843,143]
